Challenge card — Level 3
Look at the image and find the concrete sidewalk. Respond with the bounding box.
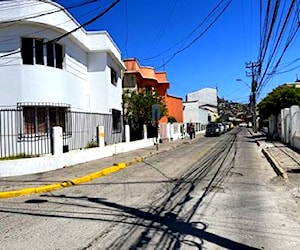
[0,135,200,198]
[250,130,300,197]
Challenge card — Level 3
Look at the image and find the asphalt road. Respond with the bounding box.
[0,128,299,249]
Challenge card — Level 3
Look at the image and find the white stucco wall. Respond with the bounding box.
[0,138,155,177]
[186,88,218,107]
[183,102,209,124]
[0,0,124,113]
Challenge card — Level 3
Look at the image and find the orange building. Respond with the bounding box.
[123,58,183,123]
[160,94,183,123]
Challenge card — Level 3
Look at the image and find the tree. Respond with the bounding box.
[122,89,168,129]
[258,84,300,120]
[168,116,177,123]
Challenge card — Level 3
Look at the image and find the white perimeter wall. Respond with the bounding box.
[0,138,155,177]
[272,105,300,150]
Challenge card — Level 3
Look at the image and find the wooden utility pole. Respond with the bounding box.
[246,62,260,133]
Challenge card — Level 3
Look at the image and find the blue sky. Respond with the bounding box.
[55,0,300,103]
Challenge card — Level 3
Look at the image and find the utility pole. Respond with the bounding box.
[246,62,260,133]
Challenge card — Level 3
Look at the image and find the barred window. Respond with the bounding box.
[21,105,69,135]
[112,109,121,132]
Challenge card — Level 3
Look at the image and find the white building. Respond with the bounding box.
[183,101,208,124]
[184,87,218,123]
[0,0,124,113]
[186,88,218,109]
[0,0,125,157]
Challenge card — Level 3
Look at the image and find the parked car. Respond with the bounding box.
[218,123,225,134]
[239,122,247,127]
[205,123,221,136]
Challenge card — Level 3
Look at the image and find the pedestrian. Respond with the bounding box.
[189,124,195,140]
[180,124,185,139]
[192,124,196,138]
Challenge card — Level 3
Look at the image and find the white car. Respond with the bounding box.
[218,123,225,133]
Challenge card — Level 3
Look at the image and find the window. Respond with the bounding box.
[46,43,54,67]
[21,38,44,65]
[35,39,44,65]
[20,104,70,135]
[21,38,34,65]
[111,67,117,85]
[112,109,121,132]
[21,37,64,69]
[55,43,63,69]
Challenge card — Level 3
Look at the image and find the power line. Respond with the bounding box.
[0,0,111,47]
[50,0,120,43]
[0,0,121,59]
[155,0,232,70]
[256,0,299,97]
[123,0,129,58]
[0,0,99,26]
[0,0,44,12]
[141,0,230,63]
[147,0,178,57]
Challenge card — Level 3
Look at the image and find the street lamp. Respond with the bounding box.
[236,78,251,89]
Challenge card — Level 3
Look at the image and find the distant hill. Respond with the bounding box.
[218,97,251,121]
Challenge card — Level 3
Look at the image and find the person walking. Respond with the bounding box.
[189,124,195,140]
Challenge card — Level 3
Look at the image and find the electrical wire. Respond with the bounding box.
[255,0,299,98]
[0,0,112,47]
[123,0,129,58]
[155,0,232,70]
[50,0,120,43]
[147,0,178,57]
[141,0,230,63]
[257,1,298,96]
[0,0,121,59]
[0,0,44,12]
[0,0,99,26]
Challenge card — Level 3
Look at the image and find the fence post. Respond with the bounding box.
[169,123,174,140]
[97,125,105,147]
[143,124,147,140]
[52,126,63,155]
[289,105,299,147]
[125,124,130,143]
[281,108,288,143]
[283,108,290,144]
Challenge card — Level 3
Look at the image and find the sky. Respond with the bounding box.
[55,0,300,104]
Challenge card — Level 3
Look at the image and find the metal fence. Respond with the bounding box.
[63,111,123,152]
[0,109,124,159]
[0,109,52,159]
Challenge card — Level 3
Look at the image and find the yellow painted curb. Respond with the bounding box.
[0,157,144,199]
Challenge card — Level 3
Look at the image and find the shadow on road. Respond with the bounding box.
[1,131,259,249]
